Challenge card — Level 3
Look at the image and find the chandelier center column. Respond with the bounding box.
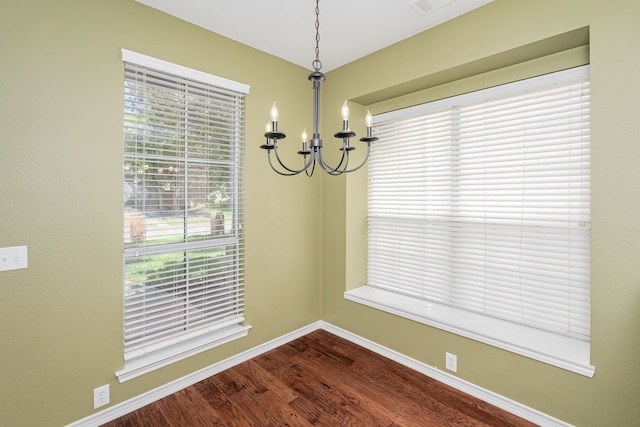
[309,71,325,150]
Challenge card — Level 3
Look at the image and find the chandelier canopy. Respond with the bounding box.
[260,0,378,176]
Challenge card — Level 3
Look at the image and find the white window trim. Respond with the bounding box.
[375,65,584,123]
[122,49,250,94]
[116,324,251,383]
[345,286,594,377]
[353,65,594,377]
[118,49,250,382]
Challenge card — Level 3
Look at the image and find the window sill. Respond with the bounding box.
[116,323,251,383]
[345,285,594,377]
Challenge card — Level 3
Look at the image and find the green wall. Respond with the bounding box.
[0,0,321,425]
[1,0,639,426]
[322,1,640,426]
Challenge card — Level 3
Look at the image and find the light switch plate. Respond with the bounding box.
[0,246,28,272]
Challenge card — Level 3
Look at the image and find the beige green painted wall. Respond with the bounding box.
[0,0,321,425]
[1,0,639,426]
[322,1,640,426]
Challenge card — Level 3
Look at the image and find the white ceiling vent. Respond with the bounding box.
[409,0,456,16]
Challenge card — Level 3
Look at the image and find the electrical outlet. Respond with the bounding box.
[445,352,457,372]
[93,384,110,409]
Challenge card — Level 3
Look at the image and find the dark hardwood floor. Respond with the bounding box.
[103,330,538,426]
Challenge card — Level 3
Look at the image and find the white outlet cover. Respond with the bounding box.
[93,384,110,409]
[445,352,457,372]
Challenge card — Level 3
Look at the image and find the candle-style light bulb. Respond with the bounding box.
[301,128,308,143]
[365,109,374,138]
[265,121,272,133]
[270,102,279,122]
[341,100,350,121]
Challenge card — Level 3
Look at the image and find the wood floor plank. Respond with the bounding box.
[158,387,227,426]
[192,376,256,427]
[237,359,300,405]
[301,332,463,424]
[345,332,536,427]
[309,337,504,425]
[210,370,311,427]
[125,400,174,427]
[286,340,407,426]
[291,334,448,427]
[248,389,316,427]
[101,330,539,427]
[254,348,371,426]
[307,331,528,427]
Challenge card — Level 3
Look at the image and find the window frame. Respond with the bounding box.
[116,50,250,382]
[346,65,594,377]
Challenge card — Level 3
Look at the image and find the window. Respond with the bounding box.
[346,66,593,376]
[117,50,250,382]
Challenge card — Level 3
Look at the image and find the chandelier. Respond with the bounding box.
[260,0,378,176]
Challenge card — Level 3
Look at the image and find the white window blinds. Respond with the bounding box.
[118,50,249,380]
[363,66,591,374]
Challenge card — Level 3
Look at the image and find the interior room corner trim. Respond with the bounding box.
[67,321,573,427]
[65,322,322,427]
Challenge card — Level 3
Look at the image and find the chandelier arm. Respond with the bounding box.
[305,154,317,177]
[317,144,349,175]
[333,142,372,173]
[267,150,305,176]
[325,159,348,176]
[271,142,315,174]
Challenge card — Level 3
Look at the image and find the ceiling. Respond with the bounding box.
[136,0,493,72]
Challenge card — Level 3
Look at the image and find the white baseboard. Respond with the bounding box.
[68,321,572,427]
[66,322,322,427]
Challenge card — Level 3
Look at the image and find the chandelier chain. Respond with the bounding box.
[312,0,322,71]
